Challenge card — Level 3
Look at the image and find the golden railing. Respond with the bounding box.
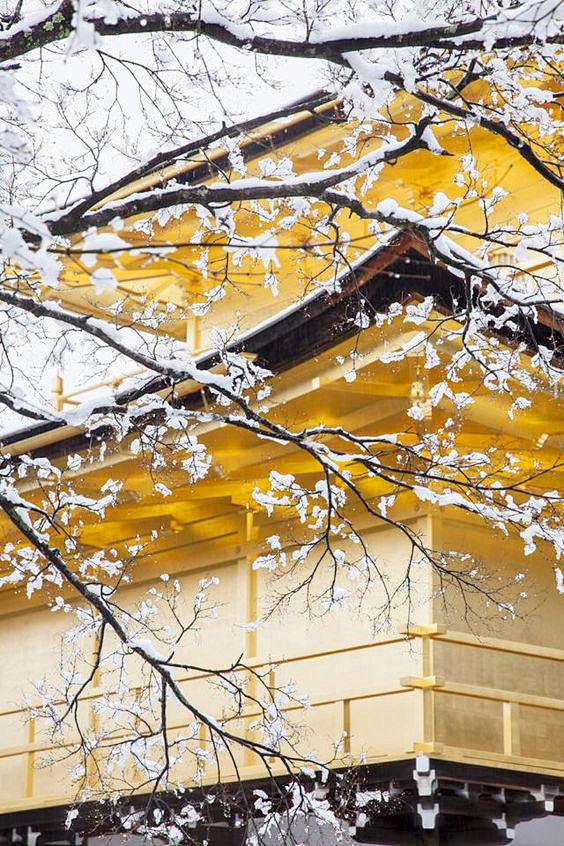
[51,368,147,411]
[412,628,564,771]
[0,628,563,815]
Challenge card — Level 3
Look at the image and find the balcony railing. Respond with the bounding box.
[0,627,562,815]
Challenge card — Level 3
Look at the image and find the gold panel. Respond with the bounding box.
[434,641,564,700]
[434,693,503,754]
[519,705,564,762]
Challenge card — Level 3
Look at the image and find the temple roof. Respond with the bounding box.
[42,82,560,345]
[3,232,563,457]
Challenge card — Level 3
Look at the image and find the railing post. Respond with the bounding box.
[25,718,35,798]
[198,721,208,777]
[51,370,64,411]
[186,315,201,354]
[340,699,351,757]
[237,505,259,660]
[244,665,258,768]
[422,633,436,745]
[398,624,446,752]
[503,702,521,757]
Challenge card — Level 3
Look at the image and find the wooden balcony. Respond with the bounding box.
[1,626,562,817]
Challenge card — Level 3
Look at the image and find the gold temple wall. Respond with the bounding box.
[1,510,563,813]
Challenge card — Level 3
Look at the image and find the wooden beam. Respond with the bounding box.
[318,378,412,397]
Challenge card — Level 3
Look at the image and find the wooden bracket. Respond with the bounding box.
[400,675,445,690]
[398,624,447,637]
[413,741,444,755]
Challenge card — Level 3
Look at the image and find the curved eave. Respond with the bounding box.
[3,232,563,459]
